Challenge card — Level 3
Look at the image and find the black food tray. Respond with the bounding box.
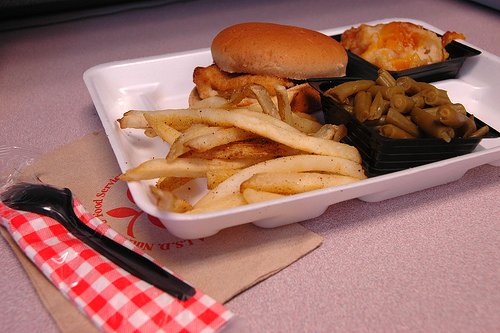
[330,34,481,82]
[309,78,500,177]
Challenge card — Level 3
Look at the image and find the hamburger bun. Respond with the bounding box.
[211,22,347,79]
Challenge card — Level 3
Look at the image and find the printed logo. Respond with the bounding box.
[91,176,205,252]
[106,189,165,238]
[92,176,165,238]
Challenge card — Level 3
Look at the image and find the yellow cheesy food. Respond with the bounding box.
[341,21,465,71]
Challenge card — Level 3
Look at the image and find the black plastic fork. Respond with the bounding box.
[1,182,195,301]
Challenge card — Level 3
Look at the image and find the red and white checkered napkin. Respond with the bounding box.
[0,199,233,333]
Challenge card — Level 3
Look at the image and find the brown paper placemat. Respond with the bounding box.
[3,131,322,332]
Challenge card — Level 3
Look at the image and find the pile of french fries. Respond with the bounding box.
[118,83,366,213]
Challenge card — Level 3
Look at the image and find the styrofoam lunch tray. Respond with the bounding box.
[83,18,500,239]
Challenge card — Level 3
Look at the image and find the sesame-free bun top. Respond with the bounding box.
[211,22,348,80]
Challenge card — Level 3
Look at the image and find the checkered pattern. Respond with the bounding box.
[0,200,233,333]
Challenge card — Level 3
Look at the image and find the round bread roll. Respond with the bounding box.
[211,22,347,79]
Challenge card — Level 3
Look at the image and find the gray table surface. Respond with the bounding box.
[1,0,499,332]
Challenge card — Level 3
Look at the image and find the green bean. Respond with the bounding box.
[390,94,415,114]
[367,85,385,97]
[420,106,439,116]
[437,104,469,128]
[326,75,481,141]
[450,103,467,115]
[410,93,426,108]
[422,87,451,106]
[396,76,433,95]
[378,124,416,139]
[364,115,387,127]
[376,69,397,87]
[353,91,372,123]
[384,86,405,100]
[344,104,354,113]
[411,108,455,142]
[368,85,405,100]
[386,108,419,137]
[469,125,489,138]
[325,80,375,103]
[368,91,389,120]
[458,115,477,138]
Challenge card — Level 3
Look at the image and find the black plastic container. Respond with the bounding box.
[309,78,500,177]
[330,34,481,82]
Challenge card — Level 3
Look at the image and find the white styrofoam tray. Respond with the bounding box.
[84,18,500,239]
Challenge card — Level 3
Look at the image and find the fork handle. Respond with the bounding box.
[62,192,195,301]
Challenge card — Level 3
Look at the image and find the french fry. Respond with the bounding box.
[275,84,293,125]
[150,186,192,213]
[249,84,280,119]
[311,124,336,140]
[227,84,257,107]
[156,177,193,191]
[143,112,182,144]
[185,138,301,160]
[118,110,149,129]
[229,84,281,117]
[311,124,347,141]
[289,112,323,133]
[185,127,256,152]
[120,157,264,181]
[126,108,194,130]
[293,111,317,121]
[332,124,348,142]
[240,172,360,195]
[143,128,157,138]
[127,108,361,162]
[192,154,366,212]
[189,193,247,213]
[167,124,221,160]
[190,96,229,109]
[242,188,286,204]
[206,169,240,189]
